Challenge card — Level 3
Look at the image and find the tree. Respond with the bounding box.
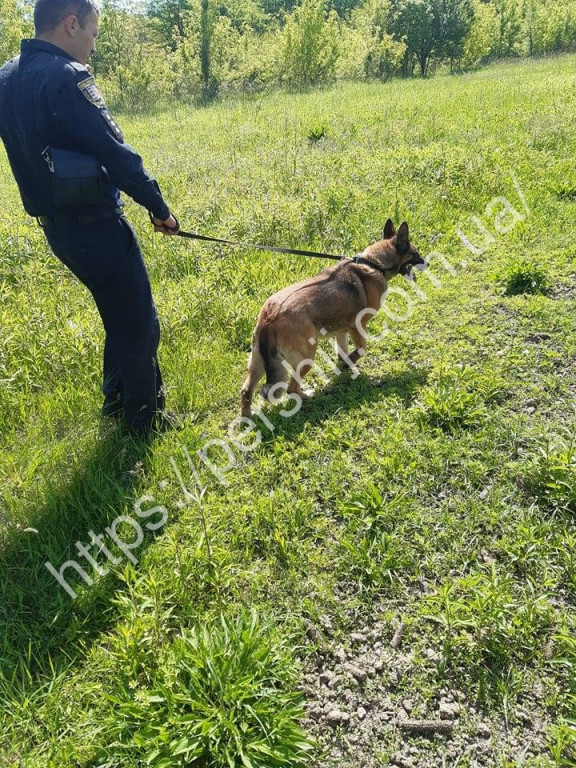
[389,0,434,76]
[92,0,177,109]
[200,0,213,97]
[0,0,32,64]
[148,0,192,48]
[257,0,299,18]
[327,0,365,18]
[491,0,523,57]
[459,0,498,68]
[525,0,576,56]
[388,0,474,76]
[347,0,406,79]
[281,0,340,88]
[435,0,475,68]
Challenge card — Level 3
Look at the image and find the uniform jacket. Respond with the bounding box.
[0,39,170,219]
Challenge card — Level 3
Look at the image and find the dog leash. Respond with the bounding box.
[176,228,349,261]
[151,212,347,261]
[152,214,393,276]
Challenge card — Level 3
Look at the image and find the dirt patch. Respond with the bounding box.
[300,616,555,767]
[550,277,576,301]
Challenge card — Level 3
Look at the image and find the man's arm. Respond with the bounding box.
[52,64,177,230]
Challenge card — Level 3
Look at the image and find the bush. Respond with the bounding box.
[414,365,504,433]
[458,0,499,69]
[280,0,341,88]
[94,4,177,111]
[342,0,405,80]
[100,50,178,112]
[528,0,576,55]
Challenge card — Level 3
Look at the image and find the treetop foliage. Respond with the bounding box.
[1,0,575,106]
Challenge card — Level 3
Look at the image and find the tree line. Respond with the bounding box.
[1,0,576,108]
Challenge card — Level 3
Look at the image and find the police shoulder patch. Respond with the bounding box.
[77,76,106,109]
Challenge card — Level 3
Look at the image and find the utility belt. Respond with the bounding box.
[38,207,123,229]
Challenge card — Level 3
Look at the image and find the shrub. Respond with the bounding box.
[458,0,499,69]
[527,0,576,56]
[340,0,405,80]
[0,0,32,63]
[280,0,341,88]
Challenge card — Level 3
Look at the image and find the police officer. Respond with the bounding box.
[0,0,179,435]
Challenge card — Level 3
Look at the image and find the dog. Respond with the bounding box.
[241,219,428,417]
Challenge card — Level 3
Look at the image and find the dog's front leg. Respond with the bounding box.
[334,332,349,362]
[348,326,367,365]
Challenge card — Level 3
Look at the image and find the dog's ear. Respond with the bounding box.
[396,222,409,254]
[383,219,396,239]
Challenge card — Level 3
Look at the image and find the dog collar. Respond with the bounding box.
[351,255,394,279]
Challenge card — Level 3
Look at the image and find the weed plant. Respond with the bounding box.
[500,257,550,296]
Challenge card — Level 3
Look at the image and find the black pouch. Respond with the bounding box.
[49,148,106,207]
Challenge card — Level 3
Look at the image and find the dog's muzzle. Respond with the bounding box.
[403,259,428,283]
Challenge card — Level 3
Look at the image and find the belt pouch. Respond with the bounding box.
[50,148,106,207]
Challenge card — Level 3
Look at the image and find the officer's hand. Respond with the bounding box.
[152,214,179,235]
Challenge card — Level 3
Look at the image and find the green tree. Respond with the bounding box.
[0,0,31,64]
[345,0,405,79]
[435,0,475,68]
[148,0,192,48]
[213,0,269,32]
[491,0,524,57]
[525,0,576,56]
[174,0,263,98]
[459,0,498,67]
[257,0,299,18]
[93,0,177,109]
[389,0,434,75]
[281,0,340,88]
[200,0,214,97]
[328,0,365,18]
[389,0,474,76]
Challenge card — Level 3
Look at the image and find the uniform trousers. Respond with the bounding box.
[43,214,164,431]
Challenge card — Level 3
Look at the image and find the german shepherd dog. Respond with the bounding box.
[241,220,428,417]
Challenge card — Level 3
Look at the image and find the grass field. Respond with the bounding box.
[1,56,576,767]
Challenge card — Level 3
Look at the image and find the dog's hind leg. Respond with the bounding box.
[258,326,291,404]
[241,343,266,418]
[284,337,317,399]
[260,359,290,403]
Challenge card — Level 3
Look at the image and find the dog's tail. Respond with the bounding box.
[259,325,287,398]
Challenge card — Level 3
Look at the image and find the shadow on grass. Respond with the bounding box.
[259,364,429,442]
[0,426,157,682]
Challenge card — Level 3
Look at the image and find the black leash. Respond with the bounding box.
[175,227,347,262]
[151,213,392,276]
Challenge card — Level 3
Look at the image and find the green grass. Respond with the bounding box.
[1,56,576,766]
[499,257,551,296]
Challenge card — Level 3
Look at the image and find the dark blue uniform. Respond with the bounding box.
[0,39,172,432]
